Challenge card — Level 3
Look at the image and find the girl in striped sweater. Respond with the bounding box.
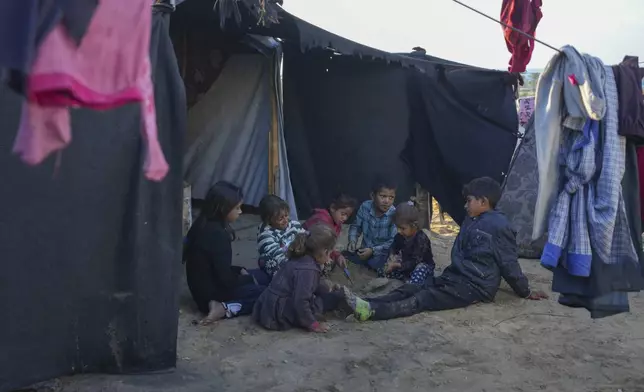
[257,195,306,277]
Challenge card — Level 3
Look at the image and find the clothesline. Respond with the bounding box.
[451,0,561,53]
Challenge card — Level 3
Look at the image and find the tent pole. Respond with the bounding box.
[268,62,279,195]
[415,184,431,231]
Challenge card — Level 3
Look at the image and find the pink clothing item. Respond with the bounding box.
[303,208,343,261]
[13,0,168,182]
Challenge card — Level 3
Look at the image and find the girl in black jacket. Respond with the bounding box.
[185,181,268,325]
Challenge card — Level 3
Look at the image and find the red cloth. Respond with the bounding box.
[500,0,543,73]
[303,209,342,260]
[13,0,168,182]
[638,147,644,223]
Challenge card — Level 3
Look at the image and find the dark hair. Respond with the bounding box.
[287,224,337,259]
[200,181,243,240]
[462,177,502,209]
[202,181,243,221]
[330,193,358,210]
[394,200,421,227]
[259,194,289,224]
[371,175,397,194]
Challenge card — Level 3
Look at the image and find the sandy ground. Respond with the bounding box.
[30,213,644,392]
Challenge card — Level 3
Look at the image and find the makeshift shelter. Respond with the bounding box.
[171,2,298,218]
[244,4,520,222]
[171,0,520,222]
[0,7,185,392]
[497,115,547,259]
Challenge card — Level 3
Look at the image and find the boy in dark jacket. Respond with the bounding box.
[343,177,548,321]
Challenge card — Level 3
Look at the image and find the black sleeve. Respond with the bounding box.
[389,234,404,256]
[199,225,239,293]
[493,225,530,298]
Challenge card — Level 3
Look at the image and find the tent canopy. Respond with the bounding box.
[175,0,519,221]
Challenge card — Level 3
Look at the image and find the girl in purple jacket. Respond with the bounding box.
[253,224,346,333]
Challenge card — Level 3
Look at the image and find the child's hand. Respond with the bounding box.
[310,322,330,333]
[526,290,549,300]
[335,255,347,268]
[357,248,373,260]
[347,242,357,252]
[385,262,401,273]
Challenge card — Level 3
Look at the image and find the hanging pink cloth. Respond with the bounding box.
[13,0,168,181]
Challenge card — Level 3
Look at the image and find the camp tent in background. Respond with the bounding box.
[1,0,521,389]
[176,29,297,217]
[497,114,547,259]
[173,0,520,223]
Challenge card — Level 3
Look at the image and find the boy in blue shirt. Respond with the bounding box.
[345,176,397,270]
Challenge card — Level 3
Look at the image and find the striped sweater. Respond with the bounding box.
[257,220,305,276]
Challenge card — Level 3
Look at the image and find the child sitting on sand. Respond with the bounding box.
[253,224,346,333]
[343,177,548,322]
[345,176,397,270]
[257,195,306,277]
[303,193,357,276]
[184,181,268,325]
[378,200,435,285]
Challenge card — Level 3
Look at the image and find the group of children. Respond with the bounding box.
[183,175,547,330]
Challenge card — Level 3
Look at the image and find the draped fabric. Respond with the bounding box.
[0,10,184,391]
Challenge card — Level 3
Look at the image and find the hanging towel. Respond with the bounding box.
[500,0,543,73]
[13,0,168,182]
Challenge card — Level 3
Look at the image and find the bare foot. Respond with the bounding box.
[201,301,226,325]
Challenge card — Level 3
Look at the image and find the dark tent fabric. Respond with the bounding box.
[401,66,519,225]
[497,115,547,258]
[273,12,519,218]
[175,1,520,220]
[282,50,415,215]
[0,10,184,392]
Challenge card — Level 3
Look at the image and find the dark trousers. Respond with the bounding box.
[187,262,267,316]
[343,251,388,270]
[226,268,269,316]
[247,268,271,286]
[368,280,484,320]
[320,290,344,312]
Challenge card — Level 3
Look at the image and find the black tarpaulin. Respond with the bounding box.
[0,10,185,392]
[402,66,519,225]
[282,50,415,216]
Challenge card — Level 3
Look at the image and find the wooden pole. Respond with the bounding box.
[415,184,431,231]
[268,60,279,195]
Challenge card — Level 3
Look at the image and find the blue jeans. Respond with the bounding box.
[343,251,388,271]
[226,268,269,317]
